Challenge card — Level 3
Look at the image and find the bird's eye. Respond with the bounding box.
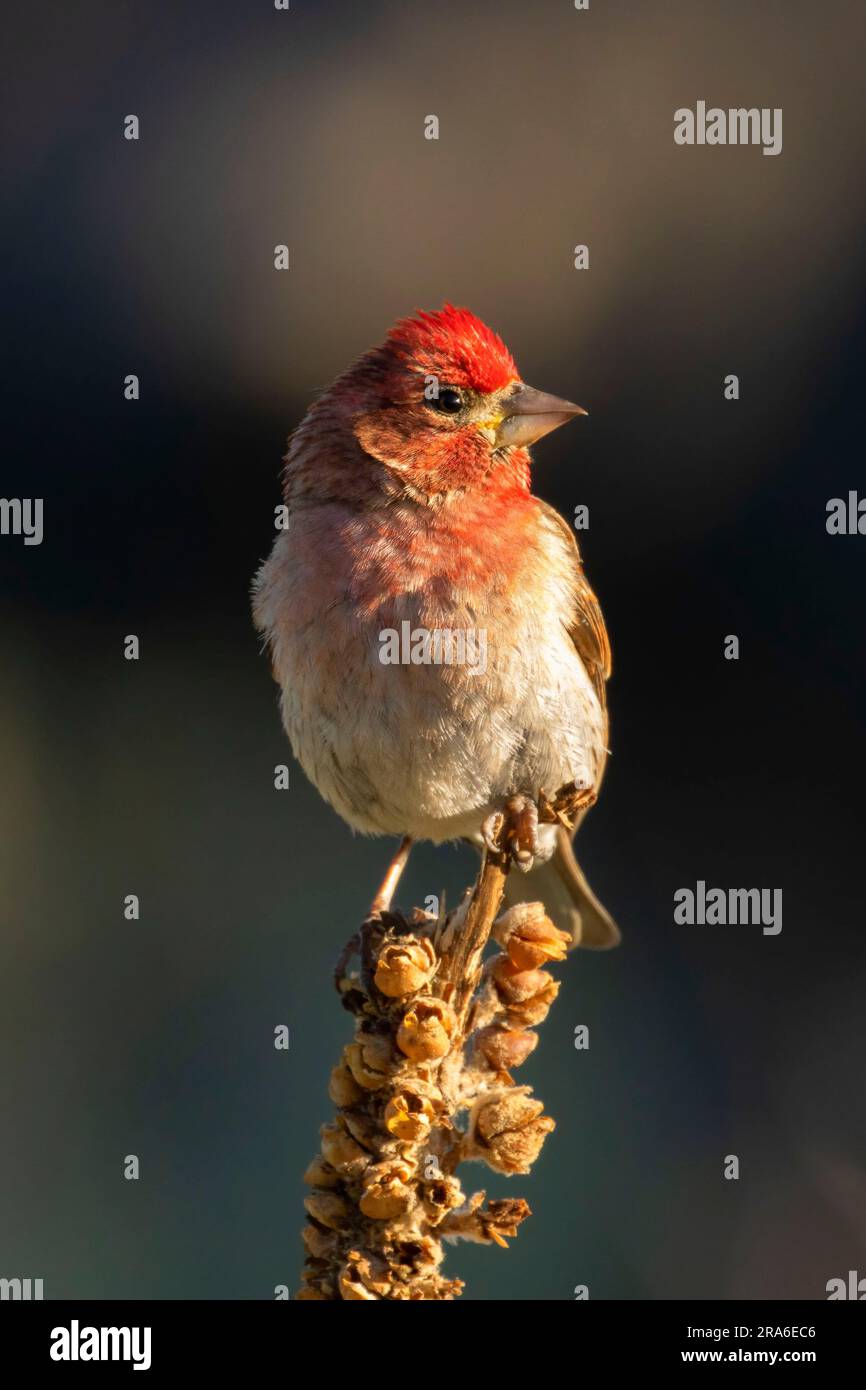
[433,387,464,414]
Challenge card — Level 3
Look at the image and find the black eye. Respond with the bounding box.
[434,387,463,413]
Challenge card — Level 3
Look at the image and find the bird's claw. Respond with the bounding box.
[483,780,598,873]
[504,795,540,872]
[538,780,597,832]
[482,795,540,872]
[481,810,505,855]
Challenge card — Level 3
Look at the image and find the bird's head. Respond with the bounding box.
[323,305,586,501]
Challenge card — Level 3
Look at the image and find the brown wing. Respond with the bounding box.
[537,497,612,814]
[497,501,619,947]
[538,498,611,707]
[531,501,618,944]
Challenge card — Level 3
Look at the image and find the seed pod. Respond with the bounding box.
[319,1119,371,1177]
[344,1033,393,1090]
[473,1092,555,1175]
[475,1025,538,1072]
[400,1233,442,1271]
[303,1190,351,1230]
[342,1109,382,1153]
[421,1173,464,1219]
[302,1155,341,1189]
[396,997,455,1061]
[359,1160,415,1220]
[301,1222,338,1259]
[492,902,545,941]
[493,905,570,970]
[505,978,560,1027]
[342,1251,393,1298]
[328,1061,364,1108]
[383,1089,436,1142]
[339,1267,379,1300]
[374,935,438,997]
[491,959,553,1003]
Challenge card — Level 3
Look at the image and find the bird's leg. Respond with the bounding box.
[482,781,598,873]
[369,835,414,916]
[335,835,414,1002]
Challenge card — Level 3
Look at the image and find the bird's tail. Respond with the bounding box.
[501,826,620,949]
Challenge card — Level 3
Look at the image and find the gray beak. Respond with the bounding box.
[494,383,588,450]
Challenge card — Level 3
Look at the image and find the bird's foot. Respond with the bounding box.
[481,780,598,874]
[482,794,541,873]
[481,809,505,856]
[538,780,597,833]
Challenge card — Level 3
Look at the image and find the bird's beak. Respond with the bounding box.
[494,382,587,450]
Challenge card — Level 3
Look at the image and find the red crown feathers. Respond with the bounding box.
[386,304,519,394]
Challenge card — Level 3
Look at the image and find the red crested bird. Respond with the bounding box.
[253,305,619,948]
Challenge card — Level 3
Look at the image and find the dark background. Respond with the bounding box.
[2,0,865,1300]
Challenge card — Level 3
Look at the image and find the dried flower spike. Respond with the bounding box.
[299,787,599,1300]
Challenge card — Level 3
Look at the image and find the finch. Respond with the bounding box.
[252,305,619,948]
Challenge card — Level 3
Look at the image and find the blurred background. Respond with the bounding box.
[2,0,865,1300]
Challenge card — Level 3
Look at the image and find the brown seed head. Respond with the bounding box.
[491,959,553,1003]
[359,1159,416,1220]
[303,1190,351,1230]
[505,978,560,1027]
[328,1061,364,1108]
[302,1155,341,1189]
[344,1033,394,1090]
[301,1222,339,1259]
[473,1092,555,1174]
[475,1025,539,1072]
[383,1089,436,1142]
[320,1119,371,1176]
[396,997,456,1061]
[494,905,570,970]
[421,1173,465,1218]
[338,1267,380,1300]
[374,935,438,997]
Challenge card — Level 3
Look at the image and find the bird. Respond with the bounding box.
[252,305,619,949]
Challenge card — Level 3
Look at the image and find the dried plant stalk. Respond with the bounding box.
[297,784,592,1301]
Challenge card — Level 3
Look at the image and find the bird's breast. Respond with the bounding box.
[253,498,605,839]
